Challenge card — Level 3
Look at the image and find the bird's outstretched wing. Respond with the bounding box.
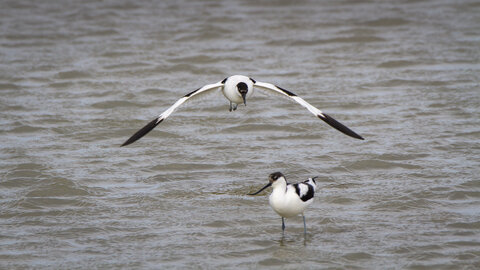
[121,81,224,146]
[253,81,364,140]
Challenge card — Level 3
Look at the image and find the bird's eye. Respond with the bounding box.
[270,172,282,182]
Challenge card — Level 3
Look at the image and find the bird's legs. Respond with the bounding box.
[282,217,285,232]
[229,102,238,112]
[303,215,307,235]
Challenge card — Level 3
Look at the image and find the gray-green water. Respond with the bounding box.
[1,0,479,269]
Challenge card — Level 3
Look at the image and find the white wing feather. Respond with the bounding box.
[160,81,223,120]
[254,81,325,117]
[122,81,223,146]
[253,81,364,140]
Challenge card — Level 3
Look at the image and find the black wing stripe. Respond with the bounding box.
[275,85,297,97]
[184,87,201,98]
[294,184,300,197]
[294,183,315,202]
[121,118,164,146]
[318,113,364,140]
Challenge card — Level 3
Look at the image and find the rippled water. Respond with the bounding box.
[1,0,479,269]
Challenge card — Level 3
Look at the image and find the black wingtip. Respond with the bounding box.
[121,118,163,147]
[318,113,364,140]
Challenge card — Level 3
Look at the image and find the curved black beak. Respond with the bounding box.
[247,182,271,195]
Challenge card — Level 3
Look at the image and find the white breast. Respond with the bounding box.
[222,75,254,104]
[269,186,312,218]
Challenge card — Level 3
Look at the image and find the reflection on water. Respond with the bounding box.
[1,0,479,268]
[277,234,309,247]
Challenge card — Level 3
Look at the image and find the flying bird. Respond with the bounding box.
[121,75,363,146]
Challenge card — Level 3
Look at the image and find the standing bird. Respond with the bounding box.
[248,172,317,235]
[121,75,363,146]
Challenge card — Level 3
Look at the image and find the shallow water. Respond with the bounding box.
[1,0,479,269]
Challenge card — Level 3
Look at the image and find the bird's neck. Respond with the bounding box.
[272,179,288,194]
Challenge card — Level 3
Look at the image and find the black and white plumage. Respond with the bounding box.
[121,75,363,146]
[248,172,317,235]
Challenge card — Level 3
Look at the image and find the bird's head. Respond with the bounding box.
[268,172,285,184]
[236,82,248,106]
[247,172,286,196]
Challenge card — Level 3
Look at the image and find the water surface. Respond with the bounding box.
[1,0,479,269]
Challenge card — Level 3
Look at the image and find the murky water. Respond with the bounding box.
[1,0,479,269]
